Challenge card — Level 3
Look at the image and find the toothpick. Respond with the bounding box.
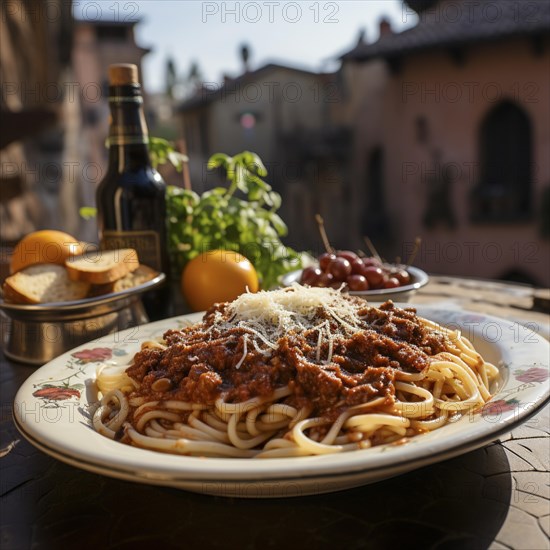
[406,237,422,267]
[363,236,381,261]
[315,214,335,254]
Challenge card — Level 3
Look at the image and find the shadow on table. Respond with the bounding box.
[1,441,512,550]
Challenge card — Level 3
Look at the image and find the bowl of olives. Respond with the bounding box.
[281,250,429,302]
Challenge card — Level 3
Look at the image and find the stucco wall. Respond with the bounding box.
[351,37,550,285]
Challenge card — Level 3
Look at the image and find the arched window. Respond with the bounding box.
[472,101,532,220]
[367,148,384,210]
[362,147,387,238]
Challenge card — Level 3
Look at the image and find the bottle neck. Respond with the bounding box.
[107,84,151,170]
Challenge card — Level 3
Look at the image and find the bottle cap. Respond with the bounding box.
[108,64,139,85]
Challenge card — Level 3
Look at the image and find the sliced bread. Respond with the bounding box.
[66,248,139,285]
[87,264,158,297]
[112,264,158,292]
[3,264,90,304]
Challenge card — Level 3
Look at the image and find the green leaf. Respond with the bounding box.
[268,192,282,211]
[241,151,267,177]
[268,213,288,236]
[207,153,231,170]
[248,187,263,202]
[210,187,229,196]
[168,151,188,172]
[79,206,97,220]
[149,137,188,170]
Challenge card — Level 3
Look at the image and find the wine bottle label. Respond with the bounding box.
[108,115,149,146]
[108,96,144,104]
[102,230,162,271]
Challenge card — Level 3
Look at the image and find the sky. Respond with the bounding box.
[74,1,417,93]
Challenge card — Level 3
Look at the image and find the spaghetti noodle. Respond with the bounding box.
[93,285,499,458]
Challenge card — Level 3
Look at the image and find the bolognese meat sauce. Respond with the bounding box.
[126,296,450,419]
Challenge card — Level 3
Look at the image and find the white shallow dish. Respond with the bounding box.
[13,306,549,498]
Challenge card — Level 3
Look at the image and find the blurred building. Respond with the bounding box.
[0,0,73,244]
[178,64,351,247]
[179,0,550,286]
[339,0,550,285]
[0,12,154,248]
[72,19,152,240]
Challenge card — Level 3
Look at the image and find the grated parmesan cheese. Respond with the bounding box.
[234,335,248,369]
[209,284,366,364]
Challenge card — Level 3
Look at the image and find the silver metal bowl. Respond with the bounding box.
[0,273,166,365]
[280,266,429,302]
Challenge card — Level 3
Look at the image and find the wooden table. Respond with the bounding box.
[1,277,549,549]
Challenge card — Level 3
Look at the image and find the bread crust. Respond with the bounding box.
[2,280,37,304]
[65,249,139,285]
[87,264,158,297]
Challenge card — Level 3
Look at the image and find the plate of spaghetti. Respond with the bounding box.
[14,285,549,497]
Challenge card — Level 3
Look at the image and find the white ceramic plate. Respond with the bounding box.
[13,307,549,498]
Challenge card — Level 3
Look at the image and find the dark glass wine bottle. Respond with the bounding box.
[96,64,170,318]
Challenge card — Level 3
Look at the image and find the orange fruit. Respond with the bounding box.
[182,250,259,312]
[10,230,83,273]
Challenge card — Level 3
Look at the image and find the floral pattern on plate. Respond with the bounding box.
[32,346,130,405]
